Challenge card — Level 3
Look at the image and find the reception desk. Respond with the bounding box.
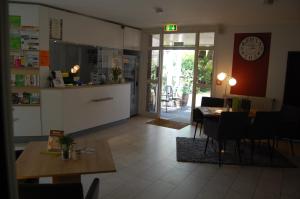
[41,83,130,135]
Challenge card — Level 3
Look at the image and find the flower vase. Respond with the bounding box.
[61,145,71,160]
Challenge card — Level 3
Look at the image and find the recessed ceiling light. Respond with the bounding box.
[154,7,163,14]
[263,0,275,5]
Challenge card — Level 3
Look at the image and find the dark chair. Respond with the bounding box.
[201,97,224,107]
[19,178,99,199]
[203,112,249,166]
[247,111,281,162]
[193,97,225,140]
[276,105,300,155]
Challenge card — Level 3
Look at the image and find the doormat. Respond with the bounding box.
[146,118,189,130]
[176,137,297,168]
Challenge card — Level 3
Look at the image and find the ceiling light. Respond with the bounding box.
[154,7,163,14]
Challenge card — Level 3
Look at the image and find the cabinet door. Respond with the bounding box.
[124,27,141,51]
[13,106,42,136]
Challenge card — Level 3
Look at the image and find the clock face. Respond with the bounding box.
[239,36,264,61]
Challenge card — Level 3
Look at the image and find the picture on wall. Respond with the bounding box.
[49,18,63,40]
[231,32,271,97]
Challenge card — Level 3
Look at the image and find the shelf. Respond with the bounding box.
[13,104,40,107]
[12,86,40,92]
[11,67,39,70]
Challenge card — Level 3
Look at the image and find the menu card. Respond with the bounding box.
[47,130,64,152]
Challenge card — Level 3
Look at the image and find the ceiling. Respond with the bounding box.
[12,0,300,28]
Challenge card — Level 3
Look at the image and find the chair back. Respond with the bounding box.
[192,108,203,122]
[18,183,84,199]
[249,111,281,139]
[201,97,224,107]
[165,85,173,100]
[218,112,249,140]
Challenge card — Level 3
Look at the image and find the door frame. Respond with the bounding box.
[146,29,216,123]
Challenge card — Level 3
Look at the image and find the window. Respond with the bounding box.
[163,33,196,47]
[199,32,215,47]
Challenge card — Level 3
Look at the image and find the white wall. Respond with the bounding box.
[9,4,39,26]
[47,8,124,49]
[213,24,300,109]
[139,23,300,114]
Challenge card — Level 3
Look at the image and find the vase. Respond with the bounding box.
[61,145,71,160]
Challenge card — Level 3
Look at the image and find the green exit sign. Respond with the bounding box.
[164,24,177,32]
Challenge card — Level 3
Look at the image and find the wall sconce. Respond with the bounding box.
[217,72,237,97]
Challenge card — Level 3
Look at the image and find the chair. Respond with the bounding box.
[203,112,249,166]
[276,105,300,156]
[201,97,224,107]
[247,111,281,162]
[161,85,174,112]
[193,97,225,140]
[18,178,99,199]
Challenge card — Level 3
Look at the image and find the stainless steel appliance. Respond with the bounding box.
[123,50,139,116]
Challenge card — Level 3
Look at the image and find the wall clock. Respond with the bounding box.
[231,33,271,97]
[239,36,264,61]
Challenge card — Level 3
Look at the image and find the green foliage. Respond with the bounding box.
[181,54,194,94]
[198,53,213,92]
[180,51,213,93]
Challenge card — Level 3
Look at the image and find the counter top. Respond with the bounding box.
[41,83,130,90]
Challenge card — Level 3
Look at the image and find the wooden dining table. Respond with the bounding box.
[199,106,256,118]
[16,139,116,183]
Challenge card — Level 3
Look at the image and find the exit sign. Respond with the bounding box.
[164,24,177,32]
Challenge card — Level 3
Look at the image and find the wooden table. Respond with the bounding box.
[199,107,256,117]
[16,139,116,183]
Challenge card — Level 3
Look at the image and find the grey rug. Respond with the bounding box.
[176,137,297,168]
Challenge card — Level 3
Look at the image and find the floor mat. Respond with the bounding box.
[176,137,297,168]
[146,118,189,130]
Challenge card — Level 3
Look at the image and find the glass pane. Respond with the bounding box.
[146,82,158,113]
[163,33,196,47]
[195,50,213,107]
[148,50,159,80]
[152,34,160,47]
[160,50,194,123]
[199,32,215,47]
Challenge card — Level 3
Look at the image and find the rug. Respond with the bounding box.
[176,137,297,168]
[146,118,189,130]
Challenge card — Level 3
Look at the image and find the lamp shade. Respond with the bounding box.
[217,72,227,81]
[228,77,237,86]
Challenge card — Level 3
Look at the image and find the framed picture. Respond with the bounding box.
[49,18,63,40]
[47,130,64,152]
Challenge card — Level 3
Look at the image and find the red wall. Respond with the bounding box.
[231,33,271,97]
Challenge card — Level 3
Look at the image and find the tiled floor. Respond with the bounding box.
[33,116,300,199]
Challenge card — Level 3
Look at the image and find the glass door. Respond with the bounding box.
[160,50,195,123]
[146,32,215,122]
[194,33,215,107]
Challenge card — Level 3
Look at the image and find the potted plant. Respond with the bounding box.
[111,66,122,82]
[181,85,191,107]
[59,135,74,160]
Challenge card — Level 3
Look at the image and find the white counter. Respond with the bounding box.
[41,83,130,135]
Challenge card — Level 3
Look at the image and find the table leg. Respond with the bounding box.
[52,175,81,183]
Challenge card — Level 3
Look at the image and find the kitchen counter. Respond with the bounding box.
[41,83,130,135]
